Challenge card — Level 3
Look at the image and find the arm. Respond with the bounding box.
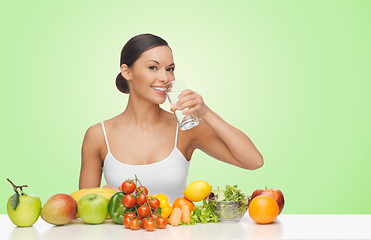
[174,90,263,170]
[194,109,263,170]
[79,124,104,189]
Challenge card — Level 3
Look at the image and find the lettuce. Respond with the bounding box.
[181,184,249,225]
[181,200,219,225]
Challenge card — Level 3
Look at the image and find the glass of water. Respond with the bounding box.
[166,79,199,130]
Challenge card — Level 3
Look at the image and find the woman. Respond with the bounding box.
[79,33,263,203]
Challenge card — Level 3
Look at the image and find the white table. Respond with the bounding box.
[1,214,371,239]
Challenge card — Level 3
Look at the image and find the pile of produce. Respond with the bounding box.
[107,176,168,231]
[248,187,285,224]
[6,177,285,230]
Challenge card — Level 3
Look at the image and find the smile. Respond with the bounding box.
[151,86,167,95]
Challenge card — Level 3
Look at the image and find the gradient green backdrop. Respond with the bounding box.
[1,0,370,214]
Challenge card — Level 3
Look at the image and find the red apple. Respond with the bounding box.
[251,187,285,214]
[41,193,77,225]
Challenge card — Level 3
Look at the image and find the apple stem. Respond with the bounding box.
[6,178,28,195]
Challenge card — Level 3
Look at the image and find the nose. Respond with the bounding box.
[158,69,173,85]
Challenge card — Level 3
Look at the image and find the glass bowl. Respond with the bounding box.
[208,199,249,222]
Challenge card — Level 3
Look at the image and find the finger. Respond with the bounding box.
[170,102,178,112]
[176,94,196,109]
[178,94,203,110]
[182,105,202,116]
[178,89,194,99]
[178,99,198,111]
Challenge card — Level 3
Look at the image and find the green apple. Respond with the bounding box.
[78,193,108,224]
[6,178,42,227]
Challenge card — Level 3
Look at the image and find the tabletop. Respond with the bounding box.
[2,214,371,240]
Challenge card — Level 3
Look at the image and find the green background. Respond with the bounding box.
[1,0,370,214]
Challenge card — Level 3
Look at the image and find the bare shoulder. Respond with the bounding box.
[82,122,107,161]
[82,122,106,153]
[84,122,104,140]
[90,113,123,134]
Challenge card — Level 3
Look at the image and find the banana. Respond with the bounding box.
[70,187,117,218]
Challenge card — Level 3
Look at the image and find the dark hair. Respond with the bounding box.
[116,33,169,94]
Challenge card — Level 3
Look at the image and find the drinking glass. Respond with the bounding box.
[166,79,199,130]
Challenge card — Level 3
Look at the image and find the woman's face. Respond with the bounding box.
[125,46,175,105]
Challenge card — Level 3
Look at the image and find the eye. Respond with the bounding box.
[149,65,158,70]
[167,67,175,72]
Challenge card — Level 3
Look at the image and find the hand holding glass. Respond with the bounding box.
[166,80,199,130]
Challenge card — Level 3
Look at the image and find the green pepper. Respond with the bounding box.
[108,192,127,224]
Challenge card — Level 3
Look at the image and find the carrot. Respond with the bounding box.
[168,208,174,224]
[181,205,191,224]
[169,207,182,226]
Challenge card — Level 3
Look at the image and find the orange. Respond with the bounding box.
[172,197,195,212]
[248,195,279,224]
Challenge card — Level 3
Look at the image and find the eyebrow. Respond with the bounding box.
[146,60,175,67]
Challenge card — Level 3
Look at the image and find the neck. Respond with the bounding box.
[120,94,163,127]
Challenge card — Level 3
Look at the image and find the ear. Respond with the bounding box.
[120,64,131,81]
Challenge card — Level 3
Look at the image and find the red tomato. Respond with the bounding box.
[141,216,153,228]
[124,212,137,219]
[136,193,147,206]
[130,218,141,230]
[135,186,149,195]
[121,180,136,194]
[150,213,161,219]
[144,220,156,231]
[155,217,168,229]
[149,197,160,210]
[123,216,131,228]
[141,218,148,225]
[137,205,150,218]
[122,194,135,208]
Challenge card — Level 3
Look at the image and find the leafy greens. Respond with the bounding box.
[181,200,219,225]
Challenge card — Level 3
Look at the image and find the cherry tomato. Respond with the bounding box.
[121,180,136,194]
[123,216,131,228]
[150,213,161,219]
[124,212,137,219]
[148,197,160,210]
[141,218,148,225]
[144,220,156,231]
[122,194,135,208]
[130,218,141,230]
[137,205,150,218]
[155,217,168,229]
[142,217,153,227]
[136,193,147,206]
[135,186,149,195]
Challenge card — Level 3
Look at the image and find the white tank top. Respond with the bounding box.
[101,121,190,204]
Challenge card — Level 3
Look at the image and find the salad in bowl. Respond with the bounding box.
[207,185,251,222]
